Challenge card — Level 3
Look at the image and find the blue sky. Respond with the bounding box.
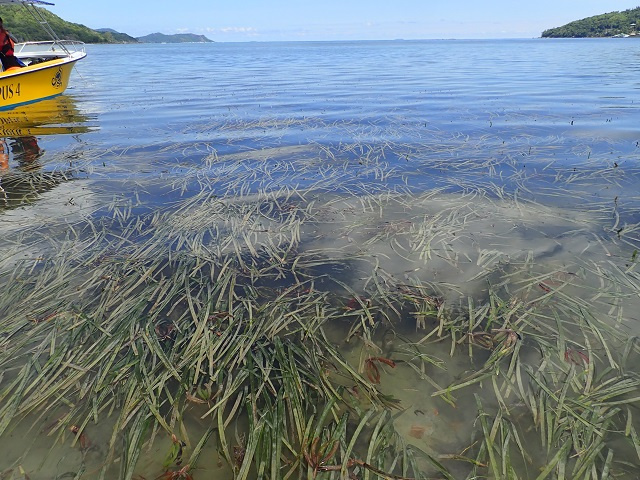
[45,1,637,41]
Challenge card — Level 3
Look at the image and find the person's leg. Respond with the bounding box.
[0,141,9,171]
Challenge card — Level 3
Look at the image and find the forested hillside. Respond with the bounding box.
[542,6,640,37]
[137,32,213,43]
[0,4,136,43]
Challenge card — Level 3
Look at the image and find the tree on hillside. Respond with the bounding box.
[0,5,132,43]
[542,6,640,37]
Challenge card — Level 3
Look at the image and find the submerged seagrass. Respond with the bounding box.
[1,112,640,479]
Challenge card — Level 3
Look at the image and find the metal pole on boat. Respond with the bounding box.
[19,0,71,56]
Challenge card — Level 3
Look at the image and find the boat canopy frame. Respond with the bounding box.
[0,0,54,5]
[0,0,72,56]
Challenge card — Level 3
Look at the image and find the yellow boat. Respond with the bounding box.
[0,0,86,110]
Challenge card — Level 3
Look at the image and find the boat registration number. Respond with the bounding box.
[1,83,21,100]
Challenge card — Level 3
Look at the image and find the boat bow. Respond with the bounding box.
[0,0,86,109]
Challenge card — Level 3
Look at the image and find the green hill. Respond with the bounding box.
[0,5,211,44]
[95,28,138,44]
[137,32,213,43]
[0,4,129,43]
[542,6,640,37]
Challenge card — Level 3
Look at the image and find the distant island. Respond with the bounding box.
[135,32,213,43]
[543,6,640,38]
[0,5,212,44]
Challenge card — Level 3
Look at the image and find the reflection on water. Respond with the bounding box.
[0,136,43,171]
[0,95,93,137]
[0,95,94,209]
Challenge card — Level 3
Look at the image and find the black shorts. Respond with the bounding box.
[0,53,22,69]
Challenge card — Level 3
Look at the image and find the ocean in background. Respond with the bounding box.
[4,39,640,211]
[2,38,640,479]
[1,39,638,197]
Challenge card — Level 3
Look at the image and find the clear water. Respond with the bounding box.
[2,39,639,198]
[2,39,640,479]
[4,39,639,209]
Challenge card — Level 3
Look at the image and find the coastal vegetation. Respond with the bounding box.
[137,32,213,43]
[542,6,640,38]
[0,4,124,43]
[0,5,210,43]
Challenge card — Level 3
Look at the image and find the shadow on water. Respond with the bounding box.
[2,181,640,479]
[0,95,94,210]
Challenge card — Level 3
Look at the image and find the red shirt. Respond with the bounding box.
[0,28,15,56]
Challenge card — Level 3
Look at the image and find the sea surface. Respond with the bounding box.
[2,39,640,201]
[2,39,640,479]
[3,39,640,210]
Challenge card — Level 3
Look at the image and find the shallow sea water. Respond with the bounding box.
[1,39,640,479]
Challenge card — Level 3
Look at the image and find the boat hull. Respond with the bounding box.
[0,53,85,110]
